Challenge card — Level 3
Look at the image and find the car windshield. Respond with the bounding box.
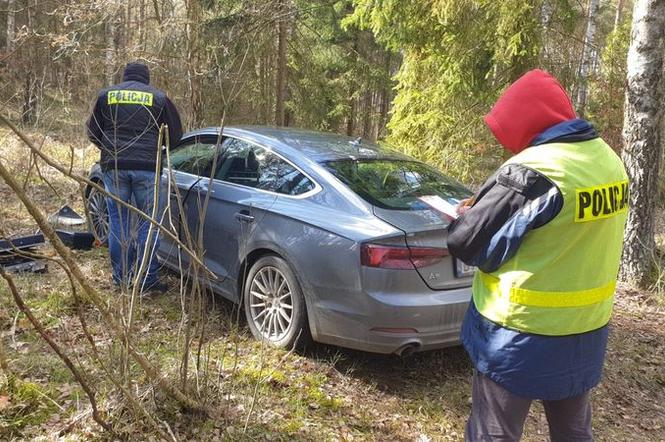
[324,159,471,210]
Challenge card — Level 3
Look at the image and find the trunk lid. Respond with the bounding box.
[372,206,473,290]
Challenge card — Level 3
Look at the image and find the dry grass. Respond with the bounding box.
[0,128,664,440]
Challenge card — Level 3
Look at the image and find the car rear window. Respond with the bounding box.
[324,159,471,210]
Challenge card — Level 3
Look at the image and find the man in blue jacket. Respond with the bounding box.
[86,62,182,293]
[448,70,628,441]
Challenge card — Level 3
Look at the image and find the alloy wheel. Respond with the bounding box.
[87,186,109,244]
[248,266,294,342]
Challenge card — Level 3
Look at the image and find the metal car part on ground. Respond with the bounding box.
[0,234,47,273]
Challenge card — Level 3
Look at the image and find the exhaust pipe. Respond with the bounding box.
[395,342,421,357]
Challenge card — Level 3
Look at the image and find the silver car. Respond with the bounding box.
[86,126,473,355]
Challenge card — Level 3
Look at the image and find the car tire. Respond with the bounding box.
[85,179,109,246]
[243,255,311,350]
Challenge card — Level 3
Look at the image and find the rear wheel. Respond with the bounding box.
[243,255,310,349]
[86,181,109,245]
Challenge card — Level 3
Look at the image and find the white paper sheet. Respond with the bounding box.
[418,195,459,219]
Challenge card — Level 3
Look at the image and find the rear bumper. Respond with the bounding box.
[310,282,472,355]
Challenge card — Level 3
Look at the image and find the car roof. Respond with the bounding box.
[181,125,413,163]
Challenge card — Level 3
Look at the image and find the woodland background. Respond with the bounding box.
[0,0,637,179]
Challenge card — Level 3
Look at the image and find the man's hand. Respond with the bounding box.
[456,197,475,216]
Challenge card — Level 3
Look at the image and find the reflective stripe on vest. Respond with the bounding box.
[472,139,629,336]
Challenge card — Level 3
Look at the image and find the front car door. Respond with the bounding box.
[158,135,223,273]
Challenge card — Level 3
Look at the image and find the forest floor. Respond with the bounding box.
[0,128,664,441]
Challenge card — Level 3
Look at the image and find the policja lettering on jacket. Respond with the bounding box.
[575,180,629,222]
[107,90,153,106]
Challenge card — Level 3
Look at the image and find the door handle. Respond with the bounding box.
[235,211,255,223]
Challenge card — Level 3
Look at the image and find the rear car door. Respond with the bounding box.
[193,137,317,300]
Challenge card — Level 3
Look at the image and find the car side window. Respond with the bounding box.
[169,137,222,177]
[215,138,259,185]
[216,138,315,196]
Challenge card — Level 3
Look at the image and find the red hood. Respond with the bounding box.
[484,69,576,154]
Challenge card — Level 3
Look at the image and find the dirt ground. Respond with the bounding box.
[0,128,664,441]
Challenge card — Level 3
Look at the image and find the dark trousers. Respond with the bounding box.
[465,371,593,442]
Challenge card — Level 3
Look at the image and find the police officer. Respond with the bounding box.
[448,69,629,441]
[86,62,182,293]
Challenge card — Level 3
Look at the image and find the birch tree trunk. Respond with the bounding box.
[614,0,626,30]
[540,0,554,59]
[619,0,665,288]
[575,0,601,116]
[6,0,14,52]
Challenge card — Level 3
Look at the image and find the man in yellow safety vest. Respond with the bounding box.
[448,69,629,441]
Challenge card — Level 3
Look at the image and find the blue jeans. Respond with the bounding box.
[102,170,162,288]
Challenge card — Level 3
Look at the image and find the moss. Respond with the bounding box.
[281,418,303,434]
[0,380,60,438]
[234,364,288,388]
[15,381,44,402]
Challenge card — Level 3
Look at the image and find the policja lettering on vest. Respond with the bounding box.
[107,90,154,106]
[575,180,629,222]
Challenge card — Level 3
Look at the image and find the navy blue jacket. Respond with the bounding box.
[86,63,183,172]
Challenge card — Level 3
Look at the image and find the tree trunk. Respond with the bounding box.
[22,73,35,124]
[371,91,380,141]
[619,0,665,288]
[152,0,162,24]
[186,0,203,127]
[6,0,15,52]
[21,1,36,124]
[378,52,392,139]
[362,90,373,139]
[261,51,270,124]
[125,1,132,51]
[139,0,145,47]
[575,0,601,117]
[275,0,288,126]
[614,0,626,30]
[346,97,356,136]
[105,11,116,86]
[540,0,554,59]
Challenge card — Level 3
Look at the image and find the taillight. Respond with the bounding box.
[361,244,448,270]
[409,246,449,268]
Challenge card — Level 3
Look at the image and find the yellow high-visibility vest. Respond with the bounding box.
[473,138,629,336]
